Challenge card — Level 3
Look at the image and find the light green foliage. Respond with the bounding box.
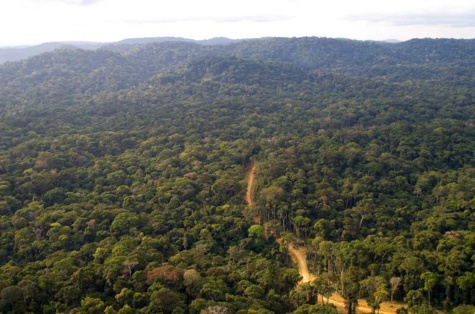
[453,305,475,314]
[248,225,264,238]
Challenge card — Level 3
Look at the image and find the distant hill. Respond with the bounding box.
[0,41,104,64]
[1,36,473,117]
[8,36,458,65]
[0,37,244,64]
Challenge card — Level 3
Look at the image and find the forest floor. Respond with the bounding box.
[243,164,406,314]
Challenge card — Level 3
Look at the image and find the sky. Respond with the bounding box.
[1,0,475,46]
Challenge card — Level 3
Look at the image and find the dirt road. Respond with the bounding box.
[288,242,404,314]
[288,244,316,283]
[243,163,404,314]
[324,294,405,314]
[245,163,256,207]
[245,163,261,225]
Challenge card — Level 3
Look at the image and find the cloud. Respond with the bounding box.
[38,0,104,5]
[349,12,475,27]
[66,0,103,4]
[124,14,293,25]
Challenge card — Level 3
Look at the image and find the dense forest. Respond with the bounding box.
[0,37,474,314]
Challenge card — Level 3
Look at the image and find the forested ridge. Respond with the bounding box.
[0,37,474,314]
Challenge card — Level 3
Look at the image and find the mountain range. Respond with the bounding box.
[0,37,245,64]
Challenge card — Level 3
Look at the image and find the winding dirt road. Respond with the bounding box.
[245,164,314,283]
[287,244,316,284]
[243,164,403,314]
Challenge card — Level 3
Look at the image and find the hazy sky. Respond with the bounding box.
[1,0,475,46]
